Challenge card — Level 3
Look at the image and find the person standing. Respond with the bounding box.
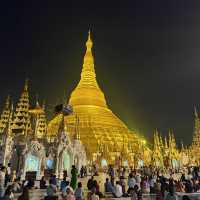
[71,165,78,190]
[80,166,84,178]
[0,167,6,197]
[5,163,11,187]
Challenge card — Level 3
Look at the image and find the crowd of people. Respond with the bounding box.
[0,163,200,200]
[102,165,200,200]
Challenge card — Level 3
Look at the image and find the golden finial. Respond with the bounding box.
[5,95,10,109]
[42,100,46,110]
[35,94,40,108]
[86,29,93,51]
[194,106,198,118]
[24,79,29,91]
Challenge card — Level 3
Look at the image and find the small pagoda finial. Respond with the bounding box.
[86,29,93,51]
[35,94,40,107]
[194,106,198,118]
[42,100,46,110]
[5,95,10,109]
[24,79,29,91]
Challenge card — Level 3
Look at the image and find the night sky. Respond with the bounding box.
[0,0,200,145]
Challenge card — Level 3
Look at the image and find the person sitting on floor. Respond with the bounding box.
[17,187,29,200]
[74,182,84,200]
[12,178,22,193]
[113,181,123,198]
[45,179,58,200]
[104,178,114,193]
[40,176,47,189]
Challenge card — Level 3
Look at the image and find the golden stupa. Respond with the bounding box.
[48,31,141,161]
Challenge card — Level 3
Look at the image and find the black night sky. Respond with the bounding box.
[0,0,200,145]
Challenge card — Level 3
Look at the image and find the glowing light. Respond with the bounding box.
[25,154,39,172]
[142,139,146,145]
[101,159,107,167]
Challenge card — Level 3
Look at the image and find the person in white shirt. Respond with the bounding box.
[113,181,123,198]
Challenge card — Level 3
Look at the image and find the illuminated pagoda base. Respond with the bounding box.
[48,31,149,167]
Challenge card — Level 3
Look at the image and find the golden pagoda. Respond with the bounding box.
[48,31,140,162]
[190,107,200,165]
[11,80,32,138]
[29,101,47,139]
[0,96,11,134]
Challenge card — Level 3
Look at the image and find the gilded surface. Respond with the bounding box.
[48,32,140,161]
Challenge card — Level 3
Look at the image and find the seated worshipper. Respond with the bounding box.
[74,182,84,200]
[12,178,22,193]
[164,187,177,200]
[87,176,94,190]
[128,173,136,193]
[3,185,14,200]
[61,181,74,197]
[119,176,126,196]
[141,176,150,194]
[50,175,57,186]
[192,179,200,192]
[175,181,185,193]
[184,180,193,193]
[60,177,68,192]
[63,187,75,200]
[17,187,29,200]
[89,188,99,200]
[46,179,58,199]
[129,185,139,200]
[113,181,123,198]
[40,176,47,189]
[104,178,114,193]
[25,178,35,189]
[93,180,104,198]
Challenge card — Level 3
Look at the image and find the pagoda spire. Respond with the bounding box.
[11,80,31,136]
[0,96,11,134]
[194,106,198,118]
[191,107,200,164]
[69,31,107,108]
[77,30,99,89]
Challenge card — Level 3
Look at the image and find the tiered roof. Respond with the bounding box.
[11,80,31,136]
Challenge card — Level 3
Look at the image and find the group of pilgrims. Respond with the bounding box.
[0,164,199,200]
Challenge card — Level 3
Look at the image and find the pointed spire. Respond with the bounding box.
[69,30,107,108]
[77,30,99,89]
[0,96,12,134]
[11,81,31,136]
[42,100,46,110]
[24,79,29,91]
[194,106,198,118]
[5,95,10,109]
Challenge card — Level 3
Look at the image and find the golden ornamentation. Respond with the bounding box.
[48,31,140,162]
